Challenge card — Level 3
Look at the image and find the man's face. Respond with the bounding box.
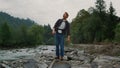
[63,13,68,19]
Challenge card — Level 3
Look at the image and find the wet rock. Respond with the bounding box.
[72,64,91,68]
[0,64,5,68]
[97,64,113,68]
[23,59,39,68]
[8,59,48,68]
[63,56,68,61]
[52,62,71,68]
[42,47,48,51]
[93,55,120,64]
[1,45,120,68]
[91,62,98,68]
[51,50,55,51]
[93,55,120,68]
[69,60,82,65]
[113,64,120,68]
[67,56,73,61]
[37,62,48,68]
[67,54,91,64]
[65,48,74,53]
[0,63,10,68]
[77,50,85,56]
[10,60,25,68]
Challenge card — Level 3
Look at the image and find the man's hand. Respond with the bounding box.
[52,28,56,35]
[67,35,70,43]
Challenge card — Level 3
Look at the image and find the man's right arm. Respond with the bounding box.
[52,28,56,35]
[52,19,60,35]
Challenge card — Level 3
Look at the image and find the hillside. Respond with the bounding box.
[0,12,35,28]
[0,12,53,48]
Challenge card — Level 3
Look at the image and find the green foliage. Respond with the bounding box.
[0,12,53,48]
[95,0,106,13]
[43,24,53,45]
[114,23,120,42]
[0,22,11,46]
[28,24,44,45]
[71,0,119,44]
[71,9,90,43]
[82,16,105,43]
[0,12,34,28]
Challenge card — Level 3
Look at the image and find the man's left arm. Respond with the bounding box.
[67,23,70,42]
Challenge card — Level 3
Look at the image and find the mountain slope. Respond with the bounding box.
[0,12,35,28]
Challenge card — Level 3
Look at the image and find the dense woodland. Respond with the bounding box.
[0,0,120,48]
[0,12,53,48]
[71,0,120,44]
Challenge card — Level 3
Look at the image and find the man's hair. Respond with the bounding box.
[65,12,69,17]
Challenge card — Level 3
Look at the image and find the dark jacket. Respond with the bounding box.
[53,19,70,36]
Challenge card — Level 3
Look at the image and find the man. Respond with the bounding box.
[52,12,70,60]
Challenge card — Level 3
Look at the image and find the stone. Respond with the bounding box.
[52,61,71,68]
[113,64,120,68]
[72,64,91,68]
[23,59,39,68]
[91,62,98,68]
[0,63,10,68]
[38,62,48,68]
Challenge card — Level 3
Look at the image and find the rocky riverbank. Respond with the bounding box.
[0,45,120,68]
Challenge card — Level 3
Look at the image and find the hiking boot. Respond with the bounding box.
[55,56,59,59]
[60,56,63,61]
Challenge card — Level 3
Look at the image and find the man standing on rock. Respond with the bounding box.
[52,12,70,60]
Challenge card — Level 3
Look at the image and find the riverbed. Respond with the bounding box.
[0,45,56,61]
[0,45,120,68]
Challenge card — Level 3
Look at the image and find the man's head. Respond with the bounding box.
[63,12,69,20]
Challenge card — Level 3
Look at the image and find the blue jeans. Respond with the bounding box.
[55,33,64,57]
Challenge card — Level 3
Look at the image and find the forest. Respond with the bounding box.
[71,0,120,44]
[0,12,53,48]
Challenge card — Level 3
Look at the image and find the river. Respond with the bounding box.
[0,45,56,61]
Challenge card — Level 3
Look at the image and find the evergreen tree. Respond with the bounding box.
[28,24,44,45]
[106,2,116,40]
[95,0,106,13]
[0,22,11,46]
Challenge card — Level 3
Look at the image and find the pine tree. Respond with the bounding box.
[0,22,11,46]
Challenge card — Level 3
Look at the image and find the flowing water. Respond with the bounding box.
[0,45,56,61]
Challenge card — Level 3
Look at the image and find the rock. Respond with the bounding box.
[65,48,74,53]
[113,64,120,68]
[67,54,91,64]
[63,56,68,60]
[77,50,85,56]
[1,46,120,68]
[0,64,5,68]
[23,59,39,68]
[3,58,48,68]
[37,62,48,68]
[67,56,73,61]
[69,60,82,65]
[72,64,91,68]
[10,60,25,68]
[42,47,48,51]
[91,62,98,68]
[0,63,10,68]
[93,55,120,64]
[2,61,9,64]
[93,55,120,68]
[71,65,80,68]
[51,49,55,51]
[97,64,113,68]
[52,62,71,68]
